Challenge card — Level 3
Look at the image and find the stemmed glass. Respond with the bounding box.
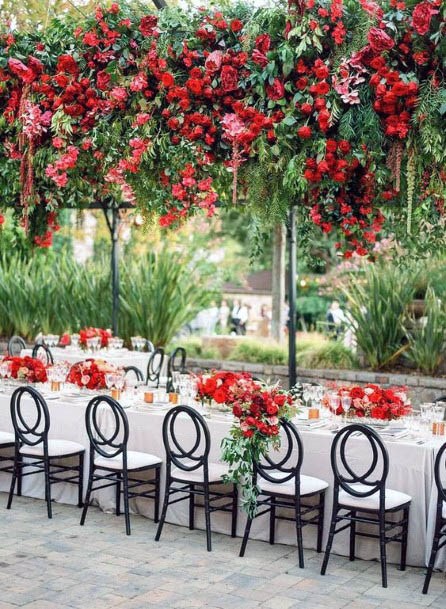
[114,372,125,394]
[105,373,116,392]
[327,391,340,428]
[71,334,80,350]
[340,393,352,427]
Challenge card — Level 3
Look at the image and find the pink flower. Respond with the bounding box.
[110,87,128,102]
[411,1,439,36]
[367,27,394,54]
[205,50,223,73]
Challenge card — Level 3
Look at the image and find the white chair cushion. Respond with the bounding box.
[0,431,14,445]
[20,439,85,457]
[442,501,446,520]
[171,462,229,483]
[95,450,162,471]
[258,473,329,497]
[338,483,411,511]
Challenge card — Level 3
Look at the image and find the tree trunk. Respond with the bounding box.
[271,223,286,343]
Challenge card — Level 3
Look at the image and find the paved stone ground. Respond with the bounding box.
[0,493,445,609]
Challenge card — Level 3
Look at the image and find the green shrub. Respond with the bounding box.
[298,341,359,370]
[344,263,417,369]
[172,338,220,361]
[405,287,446,375]
[229,340,288,365]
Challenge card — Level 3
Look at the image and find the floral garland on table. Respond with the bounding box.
[66,358,120,390]
[324,384,412,420]
[79,327,112,349]
[3,356,48,383]
[197,371,297,516]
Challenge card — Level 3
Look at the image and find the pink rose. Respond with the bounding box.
[205,50,223,73]
[110,87,128,102]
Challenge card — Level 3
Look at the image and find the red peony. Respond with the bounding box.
[56,54,78,74]
[297,125,312,138]
[221,65,239,92]
[255,34,271,54]
[8,58,35,84]
[230,19,243,32]
[161,72,174,88]
[367,27,395,53]
[411,1,439,36]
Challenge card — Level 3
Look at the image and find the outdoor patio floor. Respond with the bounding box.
[0,493,445,609]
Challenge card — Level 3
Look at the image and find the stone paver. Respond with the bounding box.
[1,493,445,609]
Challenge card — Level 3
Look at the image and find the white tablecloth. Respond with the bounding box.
[0,388,444,569]
[21,348,151,376]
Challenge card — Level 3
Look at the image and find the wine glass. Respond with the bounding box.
[71,334,80,350]
[114,372,125,393]
[340,394,352,427]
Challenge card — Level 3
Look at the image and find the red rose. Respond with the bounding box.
[252,49,268,67]
[350,387,365,399]
[221,65,239,92]
[8,58,35,83]
[266,78,285,101]
[338,140,351,154]
[367,27,394,54]
[161,72,174,88]
[230,19,243,32]
[96,71,111,90]
[411,2,439,36]
[139,15,158,37]
[56,54,78,74]
[233,405,243,418]
[255,34,271,54]
[213,388,227,404]
[274,393,287,407]
[298,125,312,139]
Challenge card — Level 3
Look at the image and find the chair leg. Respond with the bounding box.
[203,485,212,552]
[422,516,442,594]
[154,467,160,523]
[378,514,388,588]
[399,507,409,572]
[189,483,195,530]
[116,472,121,516]
[295,500,304,569]
[317,493,325,553]
[349,510,356,561]
[6,455,19,510]
[155,476,170,542]
[80,468,94,526]
[78,452,84,508]
[231,485,238,538]
[123,471,131,536]
[321,505,338,575]
[239,516,253,557]
[44,459,52,519]
[269,497,276,545]
[16,453,22,497]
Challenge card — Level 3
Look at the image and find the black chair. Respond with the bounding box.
[155,405,238,551]
[146,340,155,353]
[423,441,446,594]
[7,386,85,518]
[321,424,411,588]
[80,395,162,535]
[146,347,164,388]
[32,343,54,365]
[123,366,144,383]
[166,347,187,392]
[239,419,328,567]
[7,335,26,356]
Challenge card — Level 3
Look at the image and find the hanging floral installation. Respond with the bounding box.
[0,0,444,255]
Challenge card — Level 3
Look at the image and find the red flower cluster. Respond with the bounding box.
[67,358,119,390]
[3,356,48,383]
[79,327,112,348]
[325,384,412,420]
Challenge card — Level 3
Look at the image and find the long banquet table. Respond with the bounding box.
[0,387,444,571]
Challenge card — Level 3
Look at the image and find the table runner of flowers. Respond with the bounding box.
[324,384,412,420]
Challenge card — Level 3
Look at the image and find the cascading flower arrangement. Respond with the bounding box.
[197,370,297,515]
[0,1,444,255]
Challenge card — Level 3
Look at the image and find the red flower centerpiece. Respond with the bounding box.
[324,384,412,421]
[66,359,120,390]
[79,327,112,349]
[3,356,48,383]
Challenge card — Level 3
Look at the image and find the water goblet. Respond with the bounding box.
[340,394,352,427]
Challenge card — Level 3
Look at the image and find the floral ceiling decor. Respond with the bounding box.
[0,0,444,255]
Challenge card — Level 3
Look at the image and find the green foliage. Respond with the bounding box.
[344,264,417,369]
[405,288,446,375]
[0,247,217,345]
[229,340,288,365]
[298,341,359,370]
[168,337,220,361]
